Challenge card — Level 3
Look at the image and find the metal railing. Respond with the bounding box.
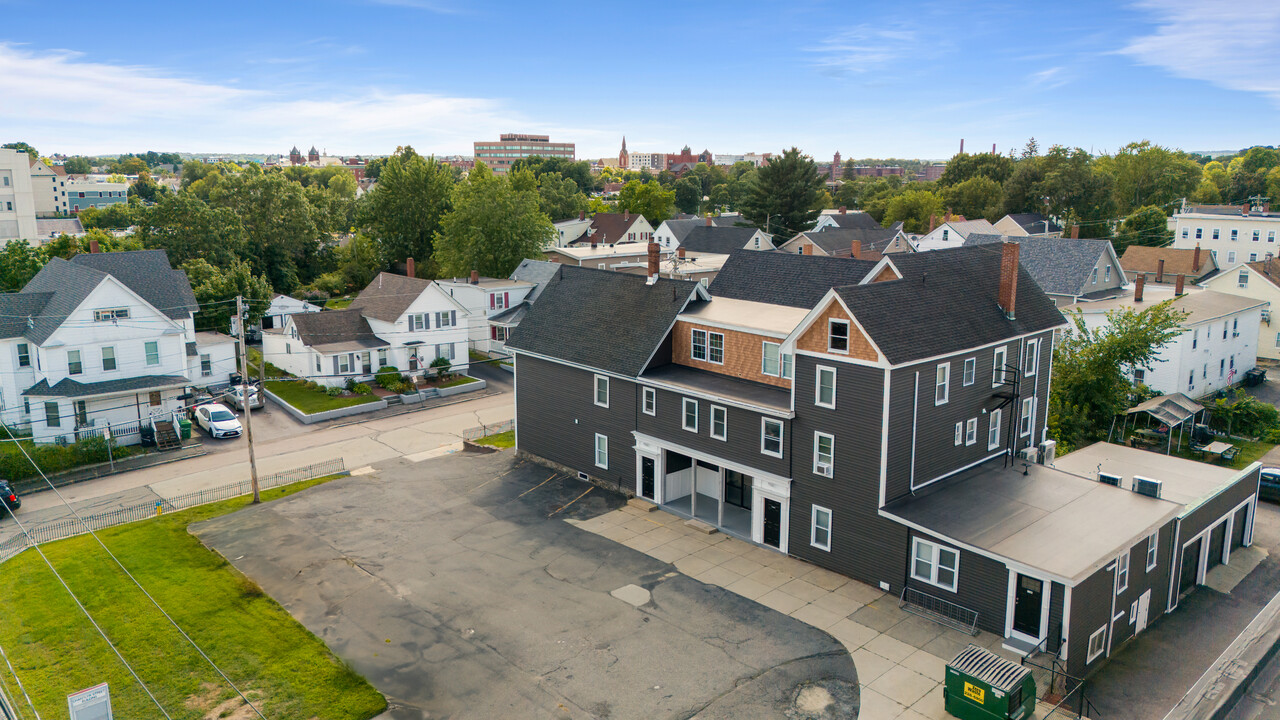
[463,419,514,441]
[899,586,979,635]
[0,458,345,563]
[1020,653,1103,719]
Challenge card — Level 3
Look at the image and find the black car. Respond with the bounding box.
[0,481,20,513]
[1261,468,1280,504]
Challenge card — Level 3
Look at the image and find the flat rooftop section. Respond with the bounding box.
[551,243,650,259]
[1053,441,1246,510]
[678,297,807,338]
[194,331,236,346]
[886,457,1181,583]
[642,363,791,414]
[438,278,534,290]
[1063,286,1265,325]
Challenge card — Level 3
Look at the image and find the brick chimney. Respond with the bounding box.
[850,242,861,259]
[89,237,100,254]
[1135,273,1145,302]
[647,242,659,278]
[677,246,686,259]
[1156,258,1165,283]
[470,269,479,285]
[1242,203,1251,215]
[590,236,598,250]
[803,243,813,255]
[998,242,1019,319]
[406,257,415,278]
[624,209,630,222]
[1193,244,1202,271]
[839,206,847,215]
[1175,273,1185,296]
[928,214,938,233]
[579,210,585,221]
[705,215,712,226]
[1070,224,1080,239]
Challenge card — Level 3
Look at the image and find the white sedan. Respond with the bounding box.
[195,403,243,439]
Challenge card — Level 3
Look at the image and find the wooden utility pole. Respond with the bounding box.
[236,295,261,503]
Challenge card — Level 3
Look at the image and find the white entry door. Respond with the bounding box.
[1136,589,1151,633]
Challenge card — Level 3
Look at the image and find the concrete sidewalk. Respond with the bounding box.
[569,505,1029,720]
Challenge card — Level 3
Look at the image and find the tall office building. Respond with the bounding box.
[473,134,575,174]
[0,149,38,243]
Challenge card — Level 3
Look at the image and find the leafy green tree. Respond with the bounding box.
[536,172,588,221]
[434,163,553,278]
[938,152,1013,187]
[883,190,946,233]
[1039,146,1116,238]
[1097,141,1201,213]
[184,258,272,332]
[674,176,703,214]
[2,142,37,160]
[1239,147,1280,175]
[63,157,92,174]
[740,148,825,236]
[335,232,385,291]
[1203,161,1229,191]
[364,156,387,181]
[181,159,217,191]
[1227,169,1267,205]
[943,176,1003,220]
[1001,160,1047,215]
[78,202,137,230]
[128,170,169,203]
[616,180,676,226]
[0,240,45,291]
[358,147,453,270]
[689,162,728,197]
[208,169,327,292]
[1049,300,1187,451]
[1191,179,1223,204]
[509,156,594,194]
[135,193,245,267]
[110,156,148,175]
[1114,205,1172,254]
[708,184,731,211]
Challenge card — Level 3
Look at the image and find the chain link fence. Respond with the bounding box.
[462,419,514,441]
[0,458,345,563]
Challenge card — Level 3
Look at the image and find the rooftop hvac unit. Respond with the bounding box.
[1133,476,1163,499]
[1098,472,1122,487]
[1018,447,1039,464]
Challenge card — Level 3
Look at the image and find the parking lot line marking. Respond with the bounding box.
[548,487,593,518]
[469,467,518,493]
[517,474,559,499]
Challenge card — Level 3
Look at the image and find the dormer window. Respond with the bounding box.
[93,308,130,322]
[828,320,850,353]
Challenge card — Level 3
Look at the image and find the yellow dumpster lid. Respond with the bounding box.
[947,644,1031,693]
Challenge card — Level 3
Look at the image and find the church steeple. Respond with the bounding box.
[618,136,629,168]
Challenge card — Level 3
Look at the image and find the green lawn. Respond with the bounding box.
[439,375,478,389]
[248,346,292,379]
[265,381,380,415]
[1169,438,1275,469]
[474,430,514,448]
[0,474,387,720]
[326,296,353,309]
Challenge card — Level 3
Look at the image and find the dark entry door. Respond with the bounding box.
[1208,522,1227,571]
[763,498,782,548]
[1013,575,1044,638]
[1232,506,1249,550]
[1181,539,1202,594]
[640,457,656,501]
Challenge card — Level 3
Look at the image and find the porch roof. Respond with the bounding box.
[641,363,790,414]
[885,456,1182,584]
[23,374,190,400]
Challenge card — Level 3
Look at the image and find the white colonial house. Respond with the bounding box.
[436,271,536,354]
[259,294,323,331]
[1063,284,1265,396]
[1170,205,1280,269]
[914,218,1001,252]
[1199,258,1280,361]
[263,272,471,387]
[0,250,236,445]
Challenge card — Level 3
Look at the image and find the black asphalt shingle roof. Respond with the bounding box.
[0,293,53,339]
[505,266,700,376]
[963,235,1113,297]
[1006,213,1062,234]
[510,259,560,304]
[708,252,880,308]
[803,228,900,255]
[69,250,198,319]
[23,374,190,398]
[290,309,384,351]
[835,246,1067,364]
[823,212,882,230]
[679,225,759,254]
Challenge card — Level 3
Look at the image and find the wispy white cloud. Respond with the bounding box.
[362,0,461,13]
[0,43,523,155]
[1121,0,1280,103]
[806,25,919,75]
[1030,66,1069,89]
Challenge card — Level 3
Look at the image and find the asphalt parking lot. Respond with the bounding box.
[193,450,858,719]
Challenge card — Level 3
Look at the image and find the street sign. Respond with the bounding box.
[68,683,112,720]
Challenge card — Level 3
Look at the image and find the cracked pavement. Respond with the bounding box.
[193,450,859,719]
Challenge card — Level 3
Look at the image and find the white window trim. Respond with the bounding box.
[1020,397,1035,437]
[710,405,728,441]
[813,431,834,477]
[691,328,707,361]
[642,387,656,416]
[910,537,960,592]
[954,422,963,446]
[1116,551,1130,594]
[962,357,976,386]
[761,417,784,458]
[811,505,832,551]
[761,341,781,377]
[594,433,608,469]
[935,362,950,405]
[988,409,1002,451]
[1087,626,1106,663]
[1146,532,1158,571]
[706,331,725,365]
[682,398,698,432]
[594,374,609,408]
[992,346,1007,387]
[1024,339,1039,377]
[965,418,977,446]
[815,365,837,409]
[828,319,850,354]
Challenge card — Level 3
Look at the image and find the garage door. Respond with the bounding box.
[1180,539,1202,595]
[1208,522,1227,571]
[1232,505,1250,551]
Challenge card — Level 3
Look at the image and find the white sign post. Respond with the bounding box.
[68,682,112,720]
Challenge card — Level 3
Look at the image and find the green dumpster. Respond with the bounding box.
[177,417,192,440]
[944,644,1035,720]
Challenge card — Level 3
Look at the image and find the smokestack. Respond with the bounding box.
[839,206,847,215]
[647,241,659,279]
[850,242,861,259]
[470,269,479,285]
[705,215,712,226]
[1175,273,1185,296]
[998,242,1019,319]
[1194,244,1202,271]
[992,143,996,155]
[803,244,813,255]
[677,246,686,259]
[1156,258,1165,283]
[1070,224,1080,239]
[89,237,100,254]
[1135,274,1145,302]
[960,139,965,154]
[406,257,415,278]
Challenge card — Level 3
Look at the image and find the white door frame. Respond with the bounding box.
[1004,569,1052,649]
[1135,589,1151,633]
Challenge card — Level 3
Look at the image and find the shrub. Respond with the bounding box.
[351,383,372,396]
[345,377,358,391]
[396,381,417,395]
[1210,390,1280,437]
[376,372,401,391]
[430,355,452,379]
[325,386,343,397]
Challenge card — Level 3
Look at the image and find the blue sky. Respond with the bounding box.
[1,0,1276,159]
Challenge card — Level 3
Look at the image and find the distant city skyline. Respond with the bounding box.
[0,0,1275,160]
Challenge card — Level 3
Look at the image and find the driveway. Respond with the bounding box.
[193,451,859,719]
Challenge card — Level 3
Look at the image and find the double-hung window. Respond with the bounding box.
[965,418,977,446]
[691,329,707,361]
[67,350,82,375]
[1146,532,1159,571]
[1087,627,1106,662]
[911,538,959,592]
[815,366,836,408]
[1024,339,1039,376]
[992,347,1007,386]
[1116,551,1130,594]
[434,311,456,328]
[708,332,724,364]
[1020,397,1035,436]
[935,363,950,405]
[200,354,212,376]
[762,341,781,376]
[682,398,698,431]
[145,341,160,366]
[101,346,116,371]
[761,418,783,457]
[962,357,976,386]
[45,401,60,428]
[710,405,727,440]
[409,313,428,331]
[829,320,849,353]
[642,387,656,416]
[17,343,29,368]
[811,506,832,551]
[378,349,388,367]
[338,354,351,373]
[988,409,1002,450]
[594,375,609,408]
[813,432,834,477]
[594,433,608,469]
[954,422,963,446]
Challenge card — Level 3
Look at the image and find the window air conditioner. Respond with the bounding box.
[816,462,832,476]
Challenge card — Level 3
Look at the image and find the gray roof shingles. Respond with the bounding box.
[290,309,385,351]
[347,272,433,323]
[708,252,880,309]
[24,374,190,398]
[824,212,882,230]
[804,227,899,255]
[965,236,1112,296]
[679,225,759,254]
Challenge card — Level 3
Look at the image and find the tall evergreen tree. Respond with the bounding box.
[740,148,825,236]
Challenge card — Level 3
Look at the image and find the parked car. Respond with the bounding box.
[226,385,264,411]
[0,481,20,514]
[1260,467,1280,503]
[194,403,243,439]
